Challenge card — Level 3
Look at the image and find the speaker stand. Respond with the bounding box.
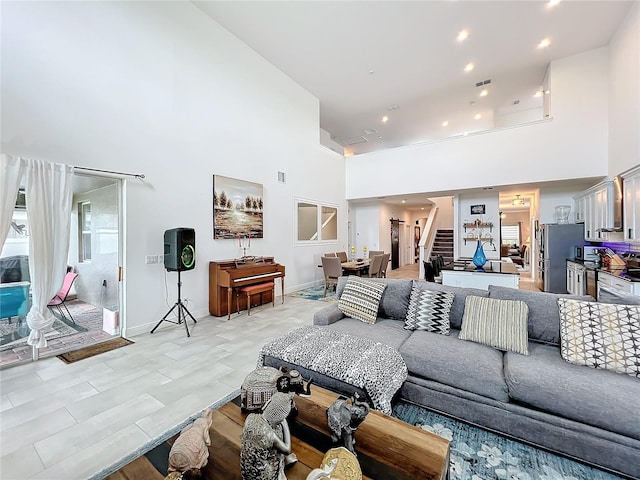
[151,270,197,337]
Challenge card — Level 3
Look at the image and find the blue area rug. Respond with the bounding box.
[392,402,623,480]
[289,285,337,302]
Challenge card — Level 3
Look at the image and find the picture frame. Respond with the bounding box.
[213,175,264,239]
[470,204,486,215]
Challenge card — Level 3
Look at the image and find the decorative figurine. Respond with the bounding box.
[241,392,298,480]
[277,366,313,396]
[326,393,370,455]
[241,366,282,411]
[167,408,214,476]
[305,458,338,480]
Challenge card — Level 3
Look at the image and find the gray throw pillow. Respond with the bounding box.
[337,276,387,324]
[558,298,640,378]
[404,287,454,334]
[459,295,530,355]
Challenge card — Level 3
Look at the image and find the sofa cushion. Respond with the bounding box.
[400,329,510,402]
[337,277,412,320]
[338,276,386,324]
[598,286,640,305]
[504,342,640,441]
[404,287,454,334]
[487,285,593,345]
[459,296,529,355]
[412,280,488,329]
[558,298,640,378]
[325,318,412,351]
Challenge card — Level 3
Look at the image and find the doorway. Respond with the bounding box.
[0,173,124,368]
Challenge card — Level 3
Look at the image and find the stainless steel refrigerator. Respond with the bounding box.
[536,223,584,293]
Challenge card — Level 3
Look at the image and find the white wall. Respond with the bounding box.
[456,192,500,262]
[609,2,640,177]
[1,2,347,335]
[345,48,609,200]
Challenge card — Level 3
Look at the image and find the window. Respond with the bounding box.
[79,201,92,261]
[296,199,338,242]
[501,225,520,246]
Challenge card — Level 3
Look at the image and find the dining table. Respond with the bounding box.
[340,259,370,276]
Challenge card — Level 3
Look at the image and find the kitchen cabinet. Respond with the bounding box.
[597,271,640,297]
[566,261,585,296]
[622,166,640,243]
[574,182,614,241]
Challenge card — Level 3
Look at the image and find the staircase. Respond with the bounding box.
[431,229,454,264]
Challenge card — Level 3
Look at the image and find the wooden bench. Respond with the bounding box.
[236,281,275,316]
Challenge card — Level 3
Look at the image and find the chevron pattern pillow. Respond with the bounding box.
[404,287,454,334]
[338,276,387,324]
[558,298,640,378]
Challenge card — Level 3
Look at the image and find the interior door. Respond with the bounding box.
[390,219,400,270]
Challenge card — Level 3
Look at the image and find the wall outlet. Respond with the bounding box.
[145,255,159,264]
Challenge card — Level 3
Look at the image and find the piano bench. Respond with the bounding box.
[237,281,275,316]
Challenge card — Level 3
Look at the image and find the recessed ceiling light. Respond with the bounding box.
[547,0,561,7]
[457,30,469,42]
[401,200,406,204]
[538,38,551,49]
[474,113,482,120]
[534,91,543,98]
[544,89,551,95]
[382,115,389,123]
[441,120,449,127]
[464,62,474,72]
[479,89,488,97]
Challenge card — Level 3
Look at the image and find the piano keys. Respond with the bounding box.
[209,257,285,319]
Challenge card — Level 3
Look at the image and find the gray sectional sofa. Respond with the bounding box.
[265,277,640,479]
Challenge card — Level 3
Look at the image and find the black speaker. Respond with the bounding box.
[164,228,195,272]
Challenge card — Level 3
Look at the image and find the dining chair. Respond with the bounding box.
[368,250,383,260]
[323,252,337,257]
[336,251,348,263]
[47,272,79,324]
[321,256,342,297]
[379,253,390,277]
[367,254,384,278]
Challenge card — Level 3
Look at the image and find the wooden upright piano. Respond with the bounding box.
[209,257,285,318]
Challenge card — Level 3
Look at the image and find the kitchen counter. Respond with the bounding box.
[568,258,640,282]
[442,261,519,290]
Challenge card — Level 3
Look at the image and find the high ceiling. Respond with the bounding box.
[195,0,633,156]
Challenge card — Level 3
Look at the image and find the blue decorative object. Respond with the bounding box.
[472,240,486,268]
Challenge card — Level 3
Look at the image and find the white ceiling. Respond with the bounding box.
[195,0,633,156]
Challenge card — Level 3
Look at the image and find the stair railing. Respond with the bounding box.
[419,207,439,279]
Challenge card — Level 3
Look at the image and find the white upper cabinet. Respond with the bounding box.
[574,181,615,242]
[623,166,640,243]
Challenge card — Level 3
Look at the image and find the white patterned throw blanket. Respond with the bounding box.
[258,325,407,415]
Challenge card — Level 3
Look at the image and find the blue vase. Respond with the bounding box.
[472,240,486,268]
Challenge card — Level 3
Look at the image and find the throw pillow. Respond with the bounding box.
[557,298,640,378]
[404,287,454,334]
[338,276,387,324]
[459,295,529,355]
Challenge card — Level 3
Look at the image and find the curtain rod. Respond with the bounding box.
[74,166,145,180]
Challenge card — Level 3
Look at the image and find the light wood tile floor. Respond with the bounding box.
[0,264,539,480]
[0,296,327,480]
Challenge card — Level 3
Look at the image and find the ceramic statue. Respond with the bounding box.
[241,392,297,480]
[168,408,214,476]
[326,393,370,455]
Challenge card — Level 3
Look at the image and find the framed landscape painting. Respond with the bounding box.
[213,175,264,239]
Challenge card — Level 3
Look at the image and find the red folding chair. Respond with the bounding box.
[47,272,78,324]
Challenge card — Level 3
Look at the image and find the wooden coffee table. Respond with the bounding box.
[109,386,449,479]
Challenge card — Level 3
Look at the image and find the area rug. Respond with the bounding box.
[392,402,624,480]
[288,285,337,302]
[56,337,134,364]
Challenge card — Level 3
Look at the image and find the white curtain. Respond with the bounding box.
[0,154,26,248]
[25,159,74,348]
